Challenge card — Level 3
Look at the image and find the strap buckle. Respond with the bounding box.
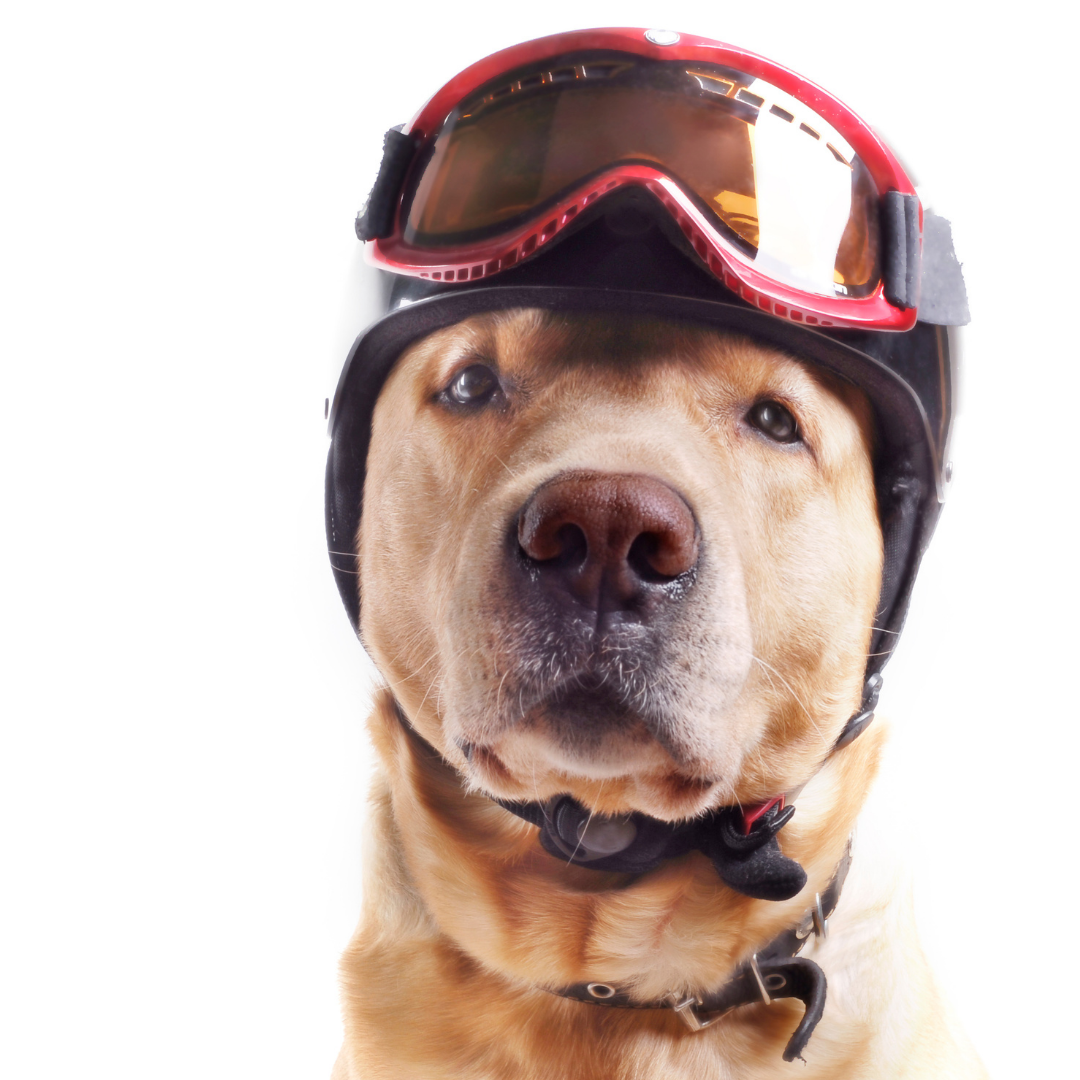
[663,992,720,1032]
[795,891,829,942]
[749,953,772,1005]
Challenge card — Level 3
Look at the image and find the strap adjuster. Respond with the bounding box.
[795,891,830,941]
[664,992,719,1031]
[749,953,772,1005]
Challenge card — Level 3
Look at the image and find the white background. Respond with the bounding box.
[3,2,1077,1077]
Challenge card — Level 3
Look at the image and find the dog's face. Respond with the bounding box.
[359,310,882,821]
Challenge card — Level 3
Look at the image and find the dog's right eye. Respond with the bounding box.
[446,364,499,406]
[747,400,800,443]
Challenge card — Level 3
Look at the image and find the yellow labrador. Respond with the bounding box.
[331,309,986,1079]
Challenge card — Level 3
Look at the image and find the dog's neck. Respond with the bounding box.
[368,687,885,1009]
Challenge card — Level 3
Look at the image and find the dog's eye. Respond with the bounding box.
[748,400,800,443]
[447,364,499,406]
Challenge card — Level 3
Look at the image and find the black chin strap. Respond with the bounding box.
[833,672,882,751]
[497,793,807,901]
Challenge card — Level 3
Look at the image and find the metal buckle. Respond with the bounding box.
[749,954,772,1005]
[795,891,829,943]
[664,991,719,1032]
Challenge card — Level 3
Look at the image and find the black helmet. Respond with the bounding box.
[326,28,969,720]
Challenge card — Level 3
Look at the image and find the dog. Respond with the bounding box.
[329,308,987,1078]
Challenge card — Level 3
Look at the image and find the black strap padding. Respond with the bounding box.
[881,191,921,309]
[831,672,881,751]
[497,793,806,901]
[700,806,807,901]
[355,127,416,242]
[873,473,923,653]
[918,210,970,326]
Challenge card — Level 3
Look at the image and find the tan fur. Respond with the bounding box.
[334,311,986,1078]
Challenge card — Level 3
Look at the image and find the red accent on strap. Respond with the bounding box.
[741,794,785,836]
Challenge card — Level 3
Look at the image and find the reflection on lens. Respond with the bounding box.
[403,54,880,298]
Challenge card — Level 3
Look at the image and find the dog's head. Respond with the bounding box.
[357,309,882,821]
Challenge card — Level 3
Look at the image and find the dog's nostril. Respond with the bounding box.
[627,531,696,582]
[520,520,588,568]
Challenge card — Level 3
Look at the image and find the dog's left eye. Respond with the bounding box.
[747,400,800,443]
[447,364,500,406]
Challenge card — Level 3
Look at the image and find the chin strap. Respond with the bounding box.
[548,840,853,1063]
[833,672,882,751]
[497,791,806,900]
[494,674,881,903]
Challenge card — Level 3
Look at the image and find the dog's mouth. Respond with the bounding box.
[459,666,719,796]
[543,673,648,734]
[514,662,670,752]
[459,719,724,819]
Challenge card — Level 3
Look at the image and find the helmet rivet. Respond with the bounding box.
[645,29,680,46]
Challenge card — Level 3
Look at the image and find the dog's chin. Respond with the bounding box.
[488,723,674,782]
[463,705,732,821]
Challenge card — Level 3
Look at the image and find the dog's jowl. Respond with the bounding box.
[325,27,983,1080]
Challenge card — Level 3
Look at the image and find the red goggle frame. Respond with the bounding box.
[364,28,921,331]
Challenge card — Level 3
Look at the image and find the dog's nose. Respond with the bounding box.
[517,472,699,614]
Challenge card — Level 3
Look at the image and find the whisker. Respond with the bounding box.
[493,453,518,478]
[750,654,822,738]
[566,781,604,864]
[495,669,510,720]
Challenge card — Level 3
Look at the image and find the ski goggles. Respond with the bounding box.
[359,28,922,331]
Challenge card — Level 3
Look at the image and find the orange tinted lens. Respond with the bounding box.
[404,56,879,299]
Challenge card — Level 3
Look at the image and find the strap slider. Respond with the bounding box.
[664,992,717,1032]
[812,892,829,939]
[795,891,830,942]
[749,953,772,1005]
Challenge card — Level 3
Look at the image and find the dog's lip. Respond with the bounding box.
[456,736,722,799]
[540,678,711,770]
[544,679,637,718]
[458,671,726,793]
[458,740,516,784]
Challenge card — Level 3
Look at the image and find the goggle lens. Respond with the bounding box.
[403,55,881,299]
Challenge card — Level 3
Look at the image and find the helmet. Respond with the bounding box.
[326,27,969,718]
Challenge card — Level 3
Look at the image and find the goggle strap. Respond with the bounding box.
[882,191,921,310]
[356,126,417,242]
[918,212,970,326]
